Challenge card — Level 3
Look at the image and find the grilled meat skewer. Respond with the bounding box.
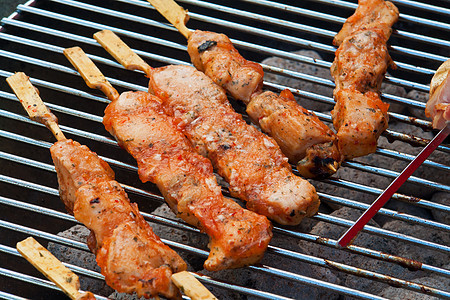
[147,0,341,178]
[7,72,186,299]
[330,0,399,159]
[64,47,273,271]
[94,30,320,225]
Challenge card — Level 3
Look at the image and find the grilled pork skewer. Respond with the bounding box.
[7,72,186,299]
[93,30,320,225]
[63,46,272,271]
[146,0,341,178]
[17,237,95,300]
[426,59,450,130]
[330,0,399,159]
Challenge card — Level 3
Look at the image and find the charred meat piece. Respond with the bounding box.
[148,65,320,225]
[247,89,341,178]
[103,91,273,270]
[188,30,264,104]
[50,139,186,299]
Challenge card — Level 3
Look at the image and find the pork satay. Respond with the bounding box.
[52,140,186,299]
[247,89,341,178]
[7,72,186,299]
[426,59,450,130]
[64,47,273,271]
[330,0,398,159]
[93,31,320,225]
[145,2,341,178]
[149,64,320,225]
[333,0,399,47]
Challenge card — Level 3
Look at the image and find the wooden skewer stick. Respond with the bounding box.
[6,72,66,141]
[63,45,218,300]
[93,30,153,76]
[17,237,95,300]
[94,30,152,78]
[147,0,191,39]
[63,47,120,102]
[172,271,218,300]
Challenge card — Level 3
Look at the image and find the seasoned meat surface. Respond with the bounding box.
[149,65,320,225]
[188,30,341,178]
[330,0,398,159]
[333,0,399,46]
[51,139,186,299]
[426,59,450,130]
[331,88,389,159]
[247,89,342,178]
[103,91,272,270]
[188,30,264,103]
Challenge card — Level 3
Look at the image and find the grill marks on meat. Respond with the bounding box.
[50,139,186,299]
[248,89,341,178]
[188,30,341,178]
[149,65,320,225]
[331,0,398,159]
[102,91,272,270]
[188,30,264,104]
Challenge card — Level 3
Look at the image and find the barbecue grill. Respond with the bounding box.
[0,0,449,299]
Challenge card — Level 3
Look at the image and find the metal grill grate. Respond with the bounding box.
[0,0,449,299]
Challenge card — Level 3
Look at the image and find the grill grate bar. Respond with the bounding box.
[1,0,449,298]
[1,73,447,196]
[15,3,444,76]
[0,202,394,300]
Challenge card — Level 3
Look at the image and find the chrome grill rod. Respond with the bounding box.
[1,49,448,193]
[1,176,447,299]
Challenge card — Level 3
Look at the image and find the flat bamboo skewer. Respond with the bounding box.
[147,0,191,39]
[63,46,218,300]
[6,72,66,141]
[16,237,95,300]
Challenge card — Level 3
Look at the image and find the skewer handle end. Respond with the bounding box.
[17,237,83,300]
[63,46,120,101]
[94,30,152,77]
[147,0,191,39]
[172,271,218,300]
[6,72,66,141]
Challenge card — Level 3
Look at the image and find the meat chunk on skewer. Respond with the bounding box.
[426,59,450,130]
[333,0,399,47]
[330,0,398,159]
[188,30,264,104]
[148,65,320,225]
[103,91,273,270]
[51,139,186,299]
[247,89,341,178]
[187,29,341,177]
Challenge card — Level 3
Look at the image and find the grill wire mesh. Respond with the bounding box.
[0,0,449,299]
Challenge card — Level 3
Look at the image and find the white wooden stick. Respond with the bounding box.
[16,237,95,300]
[6,72,66,141]
[147,0,191,39]
[172,271,218,300]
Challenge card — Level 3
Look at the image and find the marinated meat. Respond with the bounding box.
[330,0,398,159]
[426,59,450,130]
[333,0,399,47]
[103,91,273,270]
[148,65,320,225]
[248,89,341,178]
[188,30,264,104]
[51,139,186,299]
